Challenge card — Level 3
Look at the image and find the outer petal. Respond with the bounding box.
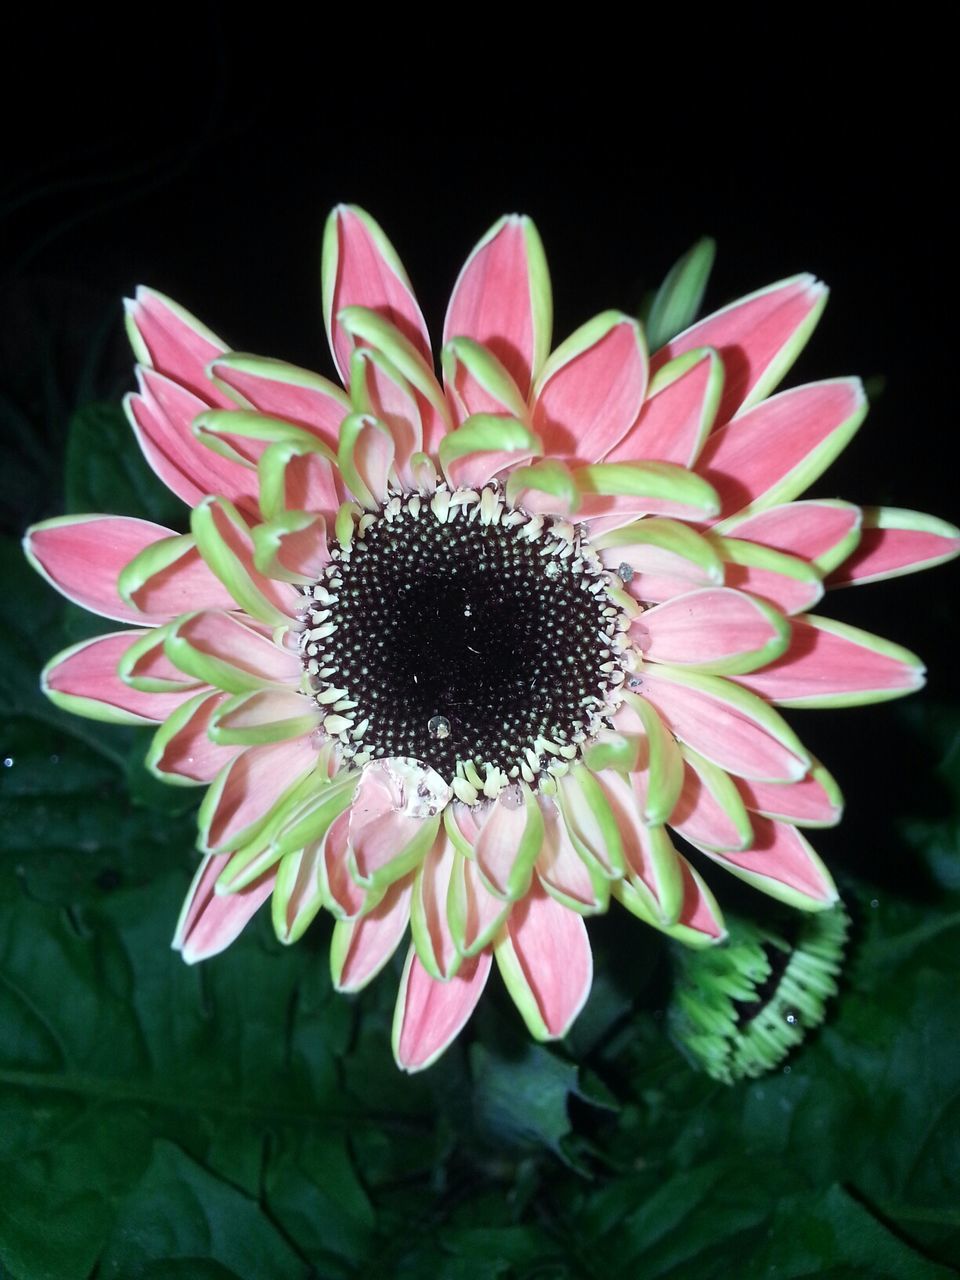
[597,518,724,604]
[633,586,790,675]
[651,274,828,422]
[42,631,200,725]
[173,853,275,963]
[124,367,257,514]
[392,947,492,1072]
[322,204,431,385]
[117,532,238,618]
[615,857,726,948]
[191,497,301,626]
[494,885,592,1041]
[443,214,552,399]
[734,615,925,707]
[738,761,843,828]
[709,535,824,616]
[604,348,722,468]
[208,352,350,447]
[625,667,810,782]
[165,610,302,694]
[25,515,189,625]
[691,817,838,910]
[828,507,960,586]
[125,287,231,405]
[198,737,319,853]
[410,832,461,980]
[719,499,862,575]
[574,460,721,532]
[531,311,648,462]
[695,379,867,524]
[146,690,237,784]
[670,749,754,852]
[331,880,413,992]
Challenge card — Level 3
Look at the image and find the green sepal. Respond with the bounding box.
[208,689,321,746]
[192,408,328,468]
[337,412,394,509]
[556,766,626,879]
[191,497,292,627]
[116,532,196,613]
[616,692,684,824]
[40,636,157,726]
[438,414,542,483]
[576,462,720,517]
[337,305,451,426]
[644,238,717,351]
[679,745,754,850]
[164,612,285,695]
[256,436,337,522]
[271,846,325,945]
[441,336,528,418]
[505,459,578,514]
[271,774,359,858]
[197,753,321,856]
[117,623,199,693]
[410,854,463,981]
[349,811,441,894]
[251,511,327,585]
[145,690,221,786]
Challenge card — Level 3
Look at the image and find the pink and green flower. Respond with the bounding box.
[24,206,959,1071]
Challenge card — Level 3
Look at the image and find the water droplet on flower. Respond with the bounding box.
[628,677,643,690]
[499,782,525,810]
[428,715,451,740]
[380,757,452,818]
[783,1009,800,1026]
[617,561,634,584]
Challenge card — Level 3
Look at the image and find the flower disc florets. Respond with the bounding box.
[302,481,631,800]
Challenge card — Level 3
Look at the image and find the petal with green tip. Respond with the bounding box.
[257,439,341,522]
[734,614,926,707]
[173,854,275,964]
[191,497,300,625]
[125,286,230,403]
[117,532,236,618]
[392,947,491,1072]
[147,690,236,784]
[708,534,824,615]
[537,800,609,914]
[208,352,349,447]
[332,880,413,992]
[443,214,552,398]
[494,885,592,1041]
[209,687,321,746]
[337,412,395,508]
[828,506,960,586]
[691,818,838,911]
[615,858,726,948]
[198,737,320,854]
[615,693,684,824]
[118,625,202,693]
[164,610,301,693]
[573,460,720,531]
[532,311,648,463]
[442,335,529,426]
[597,518,724,603]
[272,844,325,945]
[737,761,843,828]
[438,414,542,490]
[504,459,578,515]
[632,586,790,675]
[350,346,425,487]
[42,631,200,725]
[322,204,432,386]
[607,347,723,468]
[251,511,329,584]
[718,498,862,574]
[472,785,545,901]
[347,759,450,891]
[410,832,462,980]
[671,748,754,852]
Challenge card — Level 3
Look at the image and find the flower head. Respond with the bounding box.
[24,206,960,1071]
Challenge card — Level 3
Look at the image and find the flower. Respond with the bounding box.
[24,206,960,1072]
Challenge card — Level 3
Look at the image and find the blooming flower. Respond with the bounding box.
[24,207,959,1071]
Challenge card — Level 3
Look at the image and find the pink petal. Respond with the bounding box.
[204,737,318,851]
[209,355,349,447]
[738,770,842,827]
[351,349,424,486]
[334,880,413,991]
[26,516,181,624]
[126,287,232,406]
[633,587,785,669]
[348,760,450,884]
[126,542,238,618]
[717,542,824,616]
[193,498,301,621]
[127,366,258,515]
[674,858,726,940]
[458,855,512,951]
[413,831,460,978]
[175,853,276,963]
[474,793,535,897]
[153,691,237,782]
[632,670,808,782]
[734,616,925,705]
[700,817,837,906]
[532,314,647,463]
[695,379,866,524]
[721,499,861,568]
[170,611,302,685]
[265,447,341,518]
[324,205,431,385]
[651,275,827,423]
[670,760,751,852]
[44,631,200,723]
[538,801,600,909]
[394,948,492,1072]
[504,886,593,1037]
[323,810,367,918]
[828,510,960,586]
[605,348,719,467]
[443,215,549,399]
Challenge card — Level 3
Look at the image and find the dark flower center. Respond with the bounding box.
[301,490,624,788]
